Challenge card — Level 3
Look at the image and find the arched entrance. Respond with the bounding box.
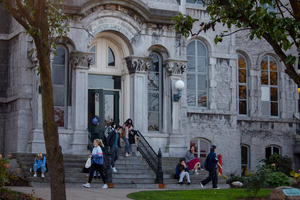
[87,31,131,143]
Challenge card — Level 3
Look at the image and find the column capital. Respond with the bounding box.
[125,56,151,74]
[70,51,94,69]
[164,59,187,75]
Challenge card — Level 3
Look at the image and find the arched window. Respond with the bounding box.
[237,54,248,115]
[108,47,115,66]
[52,45,68,127]
[261,56,279,117]
[265,145,281,159]
[148,53,162,131]
[241,145,250,176]
[190,138,211,163]
[187,40,208,108]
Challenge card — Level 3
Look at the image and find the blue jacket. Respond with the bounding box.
[207,151,219,167]
[92,146,103,165]
[175,164,190,175]
[35,156,46,169]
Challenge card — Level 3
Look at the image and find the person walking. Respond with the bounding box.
[123,118,134,157]
[107,125,123,173]
[83,139,107,189]
[200,145,222,189]
[175,158,191,185]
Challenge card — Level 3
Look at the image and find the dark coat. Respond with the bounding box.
[106,130,121,148]
[128,129,137,144]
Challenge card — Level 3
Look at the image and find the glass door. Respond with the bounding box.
[88,89,119,144]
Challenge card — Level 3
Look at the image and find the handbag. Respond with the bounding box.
[85,157,91,168]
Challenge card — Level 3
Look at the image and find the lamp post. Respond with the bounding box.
[173,80,185,102]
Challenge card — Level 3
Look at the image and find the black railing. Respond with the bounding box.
[136,130,163,183]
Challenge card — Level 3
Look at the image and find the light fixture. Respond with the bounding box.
[173,80,185,102]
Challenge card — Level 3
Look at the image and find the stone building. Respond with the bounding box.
[0,0,299,176]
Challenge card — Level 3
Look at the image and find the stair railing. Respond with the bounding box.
[136,130,163,183]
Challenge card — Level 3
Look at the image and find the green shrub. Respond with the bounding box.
[260,153,293,176]
[244,165,268,198]
[0,154,17,188]
[267,172,291,187]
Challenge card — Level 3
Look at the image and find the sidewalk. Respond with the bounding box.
[5,186,157,200]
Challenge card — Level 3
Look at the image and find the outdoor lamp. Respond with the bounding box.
[173,80,185,102]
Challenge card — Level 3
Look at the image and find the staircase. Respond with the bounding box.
[11,153,228,189]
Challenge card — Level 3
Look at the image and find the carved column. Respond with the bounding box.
[70,51,93,154]
[164,59,188,157]
[125,56,151,133]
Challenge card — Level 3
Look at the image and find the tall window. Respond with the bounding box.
[241,145,250,176]
[261,56,279,117]
[237,54,248,115]
[52,45,68,127]
[187,40,208,108]
[148,53,162,131]
[265,145,281,159]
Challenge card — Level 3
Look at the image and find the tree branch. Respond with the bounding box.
[15,0,35,27]
[289,0,300,22]
[5,0,31,31]
[220,28,252,37]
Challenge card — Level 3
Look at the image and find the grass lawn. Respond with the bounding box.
[127,189,273,200]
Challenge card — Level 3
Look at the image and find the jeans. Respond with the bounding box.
[33,164,46,173]
[179,172,190,183]
[88,164,106,184]
[123,136,131,154]
[110,146,119,167]
[201,165,218,188]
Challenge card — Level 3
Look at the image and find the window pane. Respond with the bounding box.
[261,71,268,85]
[270,87,278,101]
[187,0,204,4]
[261,87,270,101]
[261,57,268,70]
[53,46,65,65]
[148,93,159,111]
[149,54,159,72]
[270,71,277,85]
[241,146,248,165]
[187,90,196,107]
[200,140,209,157]
[187,41,195,55]
[108,47,115,66]
[54,107,64,127]
[238,55,246,69]
[148,72,159,91]
[89,45,95,65]
[53,86,65,106]
[88,75,121,89]
[197,41,206,56]
[239,69,247,83]
[198,91,207,107]
[269,57,277,71]
[197,57,206,73]
[239,85,247,99]
[262,101,270,116]
[89,45,95,52]
[271,102,278,116]
[52,65,65,85]
[148,112,159,131]
[239,100,247,114]
[266,147,271,159]
[187,74,196,90]
[187,56,195,72]
[198,75,207,90]
[273,147,280,154]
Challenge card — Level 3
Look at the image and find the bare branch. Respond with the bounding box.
[220,28,252,37]
[15,0,35,27]
[5,0,31,31]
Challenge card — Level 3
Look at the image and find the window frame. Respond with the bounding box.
[265,145,281,159]
[241,144,250,176]
[186,40,209,109]
[237,53,248,116]
[88,43,96,66]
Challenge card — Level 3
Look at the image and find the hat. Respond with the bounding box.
[211,145,217,150]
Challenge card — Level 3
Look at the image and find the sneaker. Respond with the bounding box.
[128,153,131,157]
[187,182,191,185]
[83,183,90,188]
[125,153,129,157]
[178,182,183,185]
[33,174,37,177]
[200,182,204,188]
[102,184,108,189]
[41,174,45,178]
[194,171,199,175]
[213,187,220,189]
[112,167,117,173]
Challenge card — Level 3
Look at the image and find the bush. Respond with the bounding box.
[267,172,291,187]
[0,155,17,188]
[260,153,293,176]
[244,165,268,198]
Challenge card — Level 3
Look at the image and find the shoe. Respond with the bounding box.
[178,182,183,185]
[125,153,129,157]
[213,187,220,189]
[128,153,131,157]
[112,167,117,173]
[41,174,45,178]
[200,182,204,188]
[200,168,204,171]
[83,183,90,188]
[94,174,97,178]
[187,182,191,185]
[194,171,199,175]
[102,184,108,189]
[33,174,37,177]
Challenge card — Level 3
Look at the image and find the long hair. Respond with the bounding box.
[36,153,43,160]
[189,145,196,153]
[124,118,134,127]
[95,139,104,147]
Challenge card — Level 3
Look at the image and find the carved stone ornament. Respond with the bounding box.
[125,56,151,74]
[164,59,187,75]
[28,48,39,68]
[70,51,94,69]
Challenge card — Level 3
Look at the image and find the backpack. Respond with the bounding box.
[203,156,209,171]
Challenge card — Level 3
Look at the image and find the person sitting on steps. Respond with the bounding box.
[33,153,46,178]
[175,158,191,185]
[185,145,204,175]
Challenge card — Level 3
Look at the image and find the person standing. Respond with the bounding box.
[123,118,134,157]
[83,139,107,189]
[200,145,222,189]
[107,126,122,173]
[175,158,191,185]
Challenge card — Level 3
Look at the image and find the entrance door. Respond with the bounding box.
[88,89,119,143]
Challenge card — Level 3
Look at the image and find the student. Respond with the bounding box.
[185,145,204,175]
[200,145,222,189]
[83,139,107,189]
[175,158,191,185]
[107,126,123,173]
[33,153,46,178]
[123,118,134,157]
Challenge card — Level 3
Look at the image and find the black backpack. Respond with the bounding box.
[203,156,209,171]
